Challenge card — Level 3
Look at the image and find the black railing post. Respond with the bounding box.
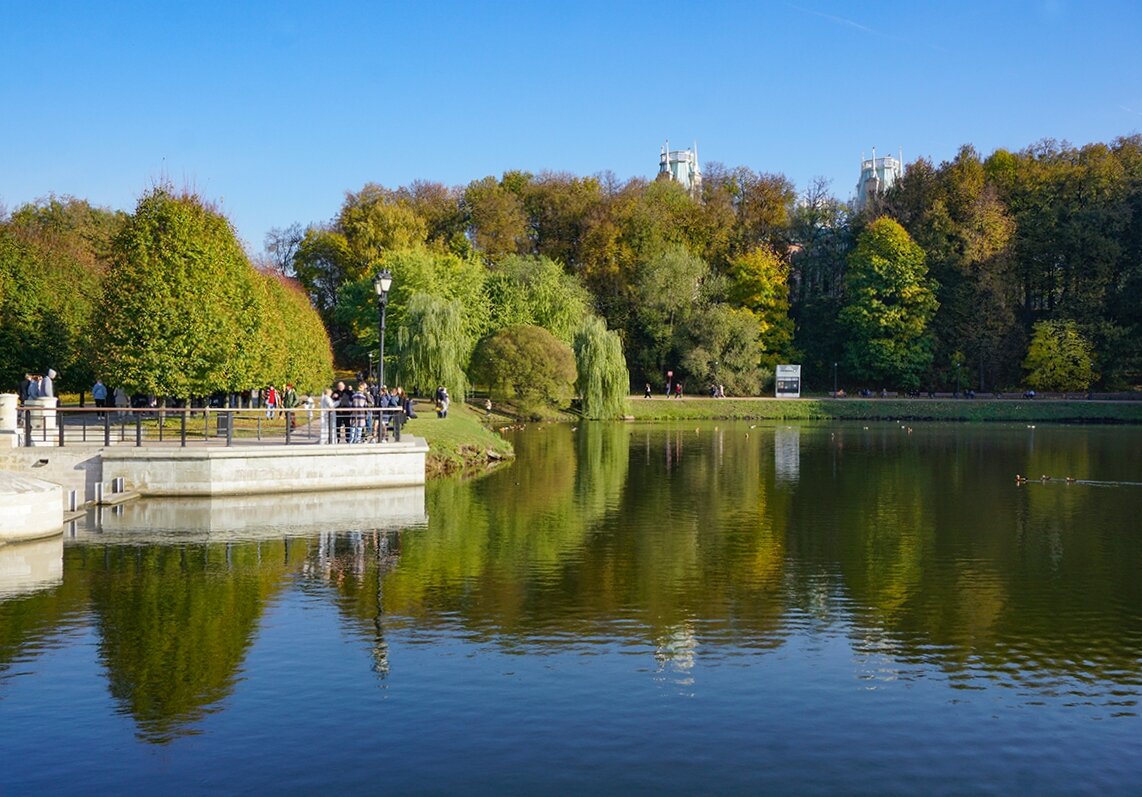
[180,409,188,447]
[135,413,142,447]
[104,411,111,447]
[24,409,32,447]
[226,411,234,447]
[58,411,65,447]
[394,410,403,442]
[285,412,292,445]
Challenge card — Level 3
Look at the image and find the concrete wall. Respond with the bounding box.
[0,448,103,503]
[101,439,427,497]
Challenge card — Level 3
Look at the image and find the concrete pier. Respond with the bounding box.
[100,439,428,497]
[0,472,64,541]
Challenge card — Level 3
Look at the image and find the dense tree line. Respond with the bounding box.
[285,135,1139,398]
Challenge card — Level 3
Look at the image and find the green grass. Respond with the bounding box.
[404,400,514,476]
[625,396,1142,424]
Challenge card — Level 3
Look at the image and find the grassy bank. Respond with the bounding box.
[407,400,514,477]
[625,396,1142,424]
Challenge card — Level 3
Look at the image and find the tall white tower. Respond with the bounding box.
[658,140,702,197]
[855,147,904,210]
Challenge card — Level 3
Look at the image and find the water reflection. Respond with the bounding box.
[1,422,1141,749]
[0,535,63,599]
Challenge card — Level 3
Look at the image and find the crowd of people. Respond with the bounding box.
[317,381,418,445]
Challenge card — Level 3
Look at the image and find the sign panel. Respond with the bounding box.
[775,364,802,398]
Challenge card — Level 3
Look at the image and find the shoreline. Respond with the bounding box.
[624,396,1142,424]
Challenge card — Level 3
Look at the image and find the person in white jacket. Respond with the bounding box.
[319,388,336,444]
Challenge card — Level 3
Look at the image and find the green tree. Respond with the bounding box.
[0,197,122,391]
[681,304,767,395]
[633,245,710,380]
[257,271,334,394]
[485,254,593,343]
[839,217,938,390]
[1023,320,1097,391]
[469,325,576,416]
[334,247,489,373]
[394,292,470,396]
[572,316,629,419]
[96,188,265,398]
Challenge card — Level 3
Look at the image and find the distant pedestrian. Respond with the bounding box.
[282,383,298,429]
[484,397,492,415]
[92,379,108,418]
[41,369,56,398]
[265,384,278,418]
[644,383,652,399]
[113,387,129,417]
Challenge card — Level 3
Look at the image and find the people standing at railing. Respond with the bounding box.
[41,369,56,398]
[282,383,298,429]
[333,381,352,442]
[19,374,33,403]
[92,379,108,418]
[358,381,375,440]
[320,388,336,443]
[349,383,369,443]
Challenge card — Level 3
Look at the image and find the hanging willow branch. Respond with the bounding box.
[573,316,629,419]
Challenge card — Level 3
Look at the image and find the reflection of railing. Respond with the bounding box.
[17,406,406,448]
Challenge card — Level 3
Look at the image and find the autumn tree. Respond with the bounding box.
[725,245,793,367]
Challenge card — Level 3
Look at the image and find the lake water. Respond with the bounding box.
[2,422,1141,795]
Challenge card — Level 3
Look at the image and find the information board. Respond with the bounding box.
[775,364,802,398]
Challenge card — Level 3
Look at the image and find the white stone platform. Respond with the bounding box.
[0,472,64,541]
[101,438,428,497]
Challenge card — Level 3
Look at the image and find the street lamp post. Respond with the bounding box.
[373,269,393,389]
[833,361,838,397]
[955,362,961,398]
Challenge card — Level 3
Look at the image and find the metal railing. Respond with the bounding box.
[16,405,406,448]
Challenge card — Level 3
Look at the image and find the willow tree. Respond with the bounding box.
[484,254,593,343]
[97,188,264,398]
[394,291,470,396]
[572,316,629,419]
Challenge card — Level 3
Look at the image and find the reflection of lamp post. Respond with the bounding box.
[833,361,838,397]
[373,269,393,388]
[955,362,961,398]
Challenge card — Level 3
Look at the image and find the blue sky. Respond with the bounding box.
[3,1,1140,252]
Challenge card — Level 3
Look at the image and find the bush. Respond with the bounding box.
[470,325,576,416]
